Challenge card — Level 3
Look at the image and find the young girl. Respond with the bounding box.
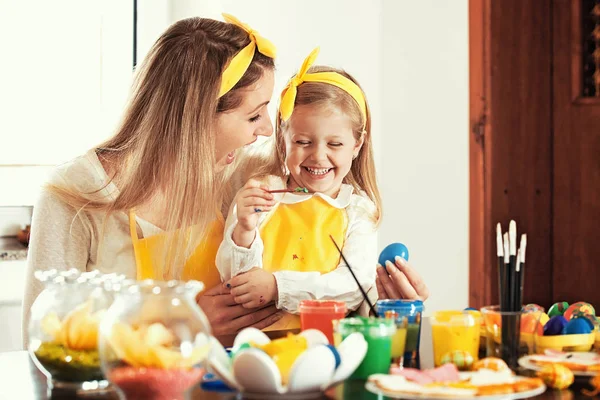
[216,48,382,328]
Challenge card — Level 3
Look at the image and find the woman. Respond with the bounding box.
[22,14,282,345]
[22,14,428,346]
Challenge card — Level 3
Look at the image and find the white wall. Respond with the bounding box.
[1,0,469,314]
[0,0,133,206]
[380,0,469,313]
[214,1,470,313]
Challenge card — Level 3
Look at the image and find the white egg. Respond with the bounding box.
[287,345,336,392]
[233,327,271,348]
[233,348,284,394]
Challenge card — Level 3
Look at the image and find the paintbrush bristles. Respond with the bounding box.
[520,234,527,263]
[509,220,517,255]
[496,223,504,257]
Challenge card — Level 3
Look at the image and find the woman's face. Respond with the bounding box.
[214,69,275,170]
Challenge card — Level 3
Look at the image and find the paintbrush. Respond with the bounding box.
[329,234,379,317]
[496,223,505,310]
[268,187,312,194]
[509,220,518,311]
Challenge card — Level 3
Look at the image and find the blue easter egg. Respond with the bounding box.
[563,317,593,335]
[379,243,409,269]
[325,344,341,369]
[544,315,568,336]
[464,307,478,311]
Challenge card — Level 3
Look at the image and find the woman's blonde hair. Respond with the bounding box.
[48,17,274,278]
[255,66,381,223]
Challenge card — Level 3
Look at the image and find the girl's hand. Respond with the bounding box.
[225,268,278,309]
[232,180,275,248]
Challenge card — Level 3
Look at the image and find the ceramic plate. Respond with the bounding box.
[241,390,324,400]
[518,353,600,377]
[365,377,546,400]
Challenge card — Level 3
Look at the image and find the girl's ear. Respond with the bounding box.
[353,131,366,158]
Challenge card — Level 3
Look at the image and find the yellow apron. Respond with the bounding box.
[259,196,349,330]
[128,211,223,290]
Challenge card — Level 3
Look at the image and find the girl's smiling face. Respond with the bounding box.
[284,105,364,198]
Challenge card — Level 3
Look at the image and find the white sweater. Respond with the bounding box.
[22,150,164,348]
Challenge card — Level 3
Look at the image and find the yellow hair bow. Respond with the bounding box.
[279,47,367,124]
[219,13,277,98]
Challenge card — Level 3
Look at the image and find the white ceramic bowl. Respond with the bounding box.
[207,328,367,399]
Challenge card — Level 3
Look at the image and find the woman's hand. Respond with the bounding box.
[376,256,429,301]
[196,283,283,336]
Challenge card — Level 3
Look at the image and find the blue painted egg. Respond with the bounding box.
[464,307,478,311]
[379,243,409,270]
[544,315,568,336]
[325,344,341,369]
[563,317,593,335]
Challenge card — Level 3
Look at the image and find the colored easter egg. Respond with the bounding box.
[230,342,252,359]
[522,304,544,313]
[260,333,308,357]
[572,311,599,329]
[563,317,593,335]
[563,302,595,321]
[548,302,569,318]
[536,364,574,389]
[464,307,478,311]
[272,347,306,385]
[539,313,550,327]
[440,350,474,371]
[520,314,544,335]
[544,315,568,336]
[379,243,409,270]
[472,357,510,372]
[325,344,341,369]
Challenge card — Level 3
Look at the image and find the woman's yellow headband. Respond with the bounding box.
[219,13,277,98]
[279,47,367,125]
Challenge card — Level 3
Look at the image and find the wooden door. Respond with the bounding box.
[552,0,600,304]
[469,0,600,309]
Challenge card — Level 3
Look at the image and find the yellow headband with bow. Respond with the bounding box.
[219,13,276,98]
[279,47,367,125]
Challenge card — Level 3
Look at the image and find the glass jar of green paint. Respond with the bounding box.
[334,317,396,379]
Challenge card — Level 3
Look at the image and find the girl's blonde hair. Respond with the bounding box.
[256,66,381,223]
[48,17,274,278]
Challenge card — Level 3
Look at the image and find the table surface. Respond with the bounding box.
[1,351,597,400]
[2,319,598,400]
